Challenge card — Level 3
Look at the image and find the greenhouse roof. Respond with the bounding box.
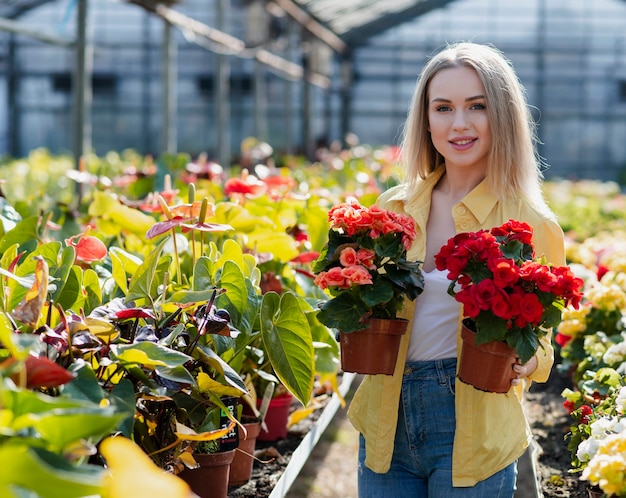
[290,0,455,44]
[0,0,53,19]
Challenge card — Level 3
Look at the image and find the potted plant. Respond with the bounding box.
[434,219,584,392]
[312,201,425,375]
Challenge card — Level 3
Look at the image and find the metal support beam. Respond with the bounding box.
[161,20,177,154]
[127,0,328,88]
[0,16,74,47]
[215,0,230,166]
[73,0,92,179]
[271,0,346,53]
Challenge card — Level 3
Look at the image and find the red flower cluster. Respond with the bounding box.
[435,219,584,363]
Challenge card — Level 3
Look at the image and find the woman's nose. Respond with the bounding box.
[452,111,470,130]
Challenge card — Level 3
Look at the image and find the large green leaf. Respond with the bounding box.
[0,216,39,255]
[126,238,167,303]
[54,265,83,312]
[0,445,104,498]
[82,268,102,315]
[260,292,314,406]
[49,245,76,304]
[16,407,124,450]
[111,341,192,370]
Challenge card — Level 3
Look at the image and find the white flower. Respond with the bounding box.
[577,437,600,463]
[590,417,613,438]
[616,386,626,414]
[603,341,626,366]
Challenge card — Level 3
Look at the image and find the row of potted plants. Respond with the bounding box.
[544,180,626,497]
[0,142,400,497]
[1,143,624,496]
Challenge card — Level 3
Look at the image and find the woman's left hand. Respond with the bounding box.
[511,356,538,386]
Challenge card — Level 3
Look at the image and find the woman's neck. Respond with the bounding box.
[435,168,485,203]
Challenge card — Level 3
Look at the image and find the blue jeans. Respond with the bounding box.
[358,358,517,497]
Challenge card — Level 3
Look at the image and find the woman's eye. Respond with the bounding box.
[436,105,452,112]
[470,103,486,110]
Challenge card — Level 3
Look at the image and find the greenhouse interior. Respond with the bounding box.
[1,1,626,498]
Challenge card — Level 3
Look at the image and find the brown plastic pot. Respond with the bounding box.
[458,320,518,393]
[178,449,236,498]
[228,418,262,487]
[339,318,409,375]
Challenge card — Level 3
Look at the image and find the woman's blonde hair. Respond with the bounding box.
[401,42,549,212]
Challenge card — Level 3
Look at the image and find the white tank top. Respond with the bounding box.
[407,269,460,361]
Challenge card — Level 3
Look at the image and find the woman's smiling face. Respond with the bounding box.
[427,65,492,174]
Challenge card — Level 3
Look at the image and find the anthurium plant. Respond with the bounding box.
[312,201,424,333]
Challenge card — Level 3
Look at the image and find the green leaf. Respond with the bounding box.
[111,341,192,370]
[0,445,105,498]
[110,250,128,296]
[505,325,539,364]
[82,268,102,315]
[63,361,105,404]
[168,288,220,305]
[195,344,248,394]
[260,292,314,406]
[316,292,370,333]
[474,312,509,344]
[49,245,76,304]
[126,238,167,303]
[361,280,394,307]
[215,260,247,329]
[0,216,40,255]
[193,256,214,291]
[54,265,83,312]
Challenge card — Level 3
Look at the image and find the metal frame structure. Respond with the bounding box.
[0,0,452,166]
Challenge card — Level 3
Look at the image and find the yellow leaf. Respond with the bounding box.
[100,436,195,498]
[196,371,245,397]
[13,256,48,327]
[174,421,235,442]
[319,372,345,407]
[86,317,119,342]
[288,407,315,427]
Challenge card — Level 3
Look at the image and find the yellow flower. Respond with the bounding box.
[100,436,196,498]
[581,432,626,496]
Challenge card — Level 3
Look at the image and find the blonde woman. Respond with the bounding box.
[349,42,565,497]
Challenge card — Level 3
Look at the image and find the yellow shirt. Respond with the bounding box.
[347,167,565,487]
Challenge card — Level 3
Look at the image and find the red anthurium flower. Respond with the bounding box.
[224,172,267,198]
[290,251,320,264]
[2,355,75,388]
[66,227,108,263]
[116,308,157,320]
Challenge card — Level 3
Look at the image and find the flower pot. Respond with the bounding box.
[458,320,518,393]
[178,449,236,498]
[339,318,409,375]
[228,417,262,487]
[256,393,293,441]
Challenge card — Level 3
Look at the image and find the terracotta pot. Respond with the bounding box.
[339,318,408,375]
[256,393,293,441]
[228,418,262,487]
[178,449,236,498]
[458,320,518,393]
